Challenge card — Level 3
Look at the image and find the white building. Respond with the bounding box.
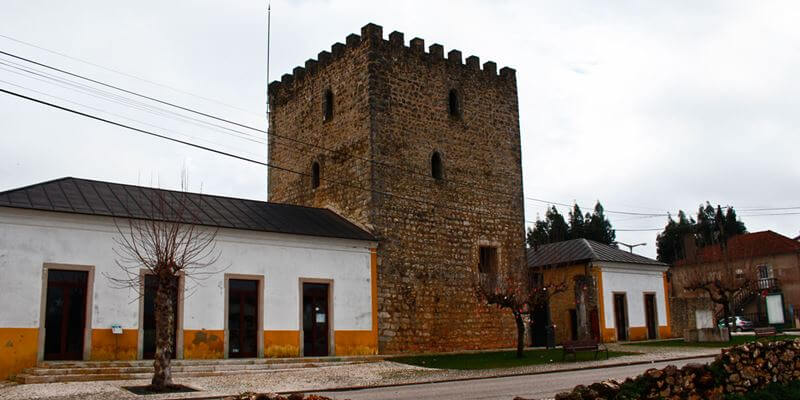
[0,177,377,380]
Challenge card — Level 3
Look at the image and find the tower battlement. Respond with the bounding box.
[268,23,516,107]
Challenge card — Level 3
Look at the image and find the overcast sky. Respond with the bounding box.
[2,1,799,258]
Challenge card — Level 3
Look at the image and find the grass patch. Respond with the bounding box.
[623,335,795,348]
[390,348,637,370]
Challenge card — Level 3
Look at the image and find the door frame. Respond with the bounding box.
[223,274,264,358]
[298,278,334,357]
[37,263,94,362]
[612,292,629,341]
[137,269,185,359]
[643,292,658,340]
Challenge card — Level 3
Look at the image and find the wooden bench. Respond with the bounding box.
[754,326,777,338]
[562,339,608,361]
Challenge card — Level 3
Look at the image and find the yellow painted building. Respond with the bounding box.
[528,239,672,344]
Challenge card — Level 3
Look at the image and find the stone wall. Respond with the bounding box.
[268,23,524,353]
[669,296,714,337]
[552,338,800,399]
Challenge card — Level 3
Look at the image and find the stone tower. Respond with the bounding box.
[268,23,525,353]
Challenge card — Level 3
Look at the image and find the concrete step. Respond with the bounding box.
[15,366,307,384]
[36,355,377,369]
[22,361,356,376]
[16,360,366,384]
[16,356,383,384]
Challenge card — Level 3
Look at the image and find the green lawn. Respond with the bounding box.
[389,348,637,370]
[624,335,796,348]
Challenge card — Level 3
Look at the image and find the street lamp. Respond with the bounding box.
[613,241,647,253]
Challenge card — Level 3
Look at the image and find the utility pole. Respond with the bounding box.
[614,241,647,253]
[265,1,271,118]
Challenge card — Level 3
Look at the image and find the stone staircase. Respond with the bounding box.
[14,356,380,384]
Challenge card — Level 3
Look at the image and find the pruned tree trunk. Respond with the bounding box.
[574,275,591,340]
[722,301,732,342]
[514,310,525,358]
[152,275,177,389]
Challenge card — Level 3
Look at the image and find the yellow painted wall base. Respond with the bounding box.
[602,328,616,343]
[335,330,377,356]
[264,330,299,357]
[659,325,672,339]
[0,328,38,380]
[184,329,224,359]
[628,326,649,341]
[90,329,137,361]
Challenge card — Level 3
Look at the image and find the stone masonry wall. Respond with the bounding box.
[553,339,800,400]
[268,23,524,353]
[669,296,714,337]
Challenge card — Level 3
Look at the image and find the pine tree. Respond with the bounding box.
[568,204,585,240]
[695,202,716,247]
[724,207,746,237]
[527,202,617,247]
[586,202,616,245]
[656,204,746,263]
[526,219,550,248]
[547,206,570,243]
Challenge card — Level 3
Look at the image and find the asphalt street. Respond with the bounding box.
[314,357,715,400]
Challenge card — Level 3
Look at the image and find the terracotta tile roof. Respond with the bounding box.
[0,177,375,242]
[527,238,666,268]
[674,230,800,266]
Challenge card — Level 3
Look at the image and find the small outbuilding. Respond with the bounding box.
[527,239,671,344]
[0,177,377,380]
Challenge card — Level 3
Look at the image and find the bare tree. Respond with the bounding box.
[107,179,221,391]
[476,267,566,358]
[683,251,757,339]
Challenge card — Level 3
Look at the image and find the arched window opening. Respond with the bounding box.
[448,89,460,117]
[311,161,321,189]
[323,89,334,121]
[431,151,444,181]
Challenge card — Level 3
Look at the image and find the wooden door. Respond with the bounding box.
[613,293,628,341]
[645,294,658,340]
[44,270,88,360]
[530,303,549,347]
[142,275,178,359]
[568,309,578,341]
[590,309,600,341]
[228,279,259,358]
[303,283,329,356]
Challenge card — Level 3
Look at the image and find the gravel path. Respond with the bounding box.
[0,344,718,400]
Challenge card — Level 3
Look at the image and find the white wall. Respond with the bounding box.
[599,262,668,329]
[0,207,375,332]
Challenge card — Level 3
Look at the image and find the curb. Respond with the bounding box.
[171,353,718,399]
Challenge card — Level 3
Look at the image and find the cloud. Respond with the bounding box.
[1,0,798,257]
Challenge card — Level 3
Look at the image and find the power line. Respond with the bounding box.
[0,49,267,140]
[0,49,520,199]
[0,86,527,224]
[0,33,262,116]
[0,60,266,145]
[3,47,796,222]
[0,80,266,160]
[524,197,669,217]
[0,55,520,213]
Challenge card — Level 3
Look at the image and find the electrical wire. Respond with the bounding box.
[0,33,262,116]
[0,86,530,224]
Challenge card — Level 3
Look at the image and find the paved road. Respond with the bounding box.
[315,357,714,400]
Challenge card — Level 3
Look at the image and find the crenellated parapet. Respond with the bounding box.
[268,23,516,107]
